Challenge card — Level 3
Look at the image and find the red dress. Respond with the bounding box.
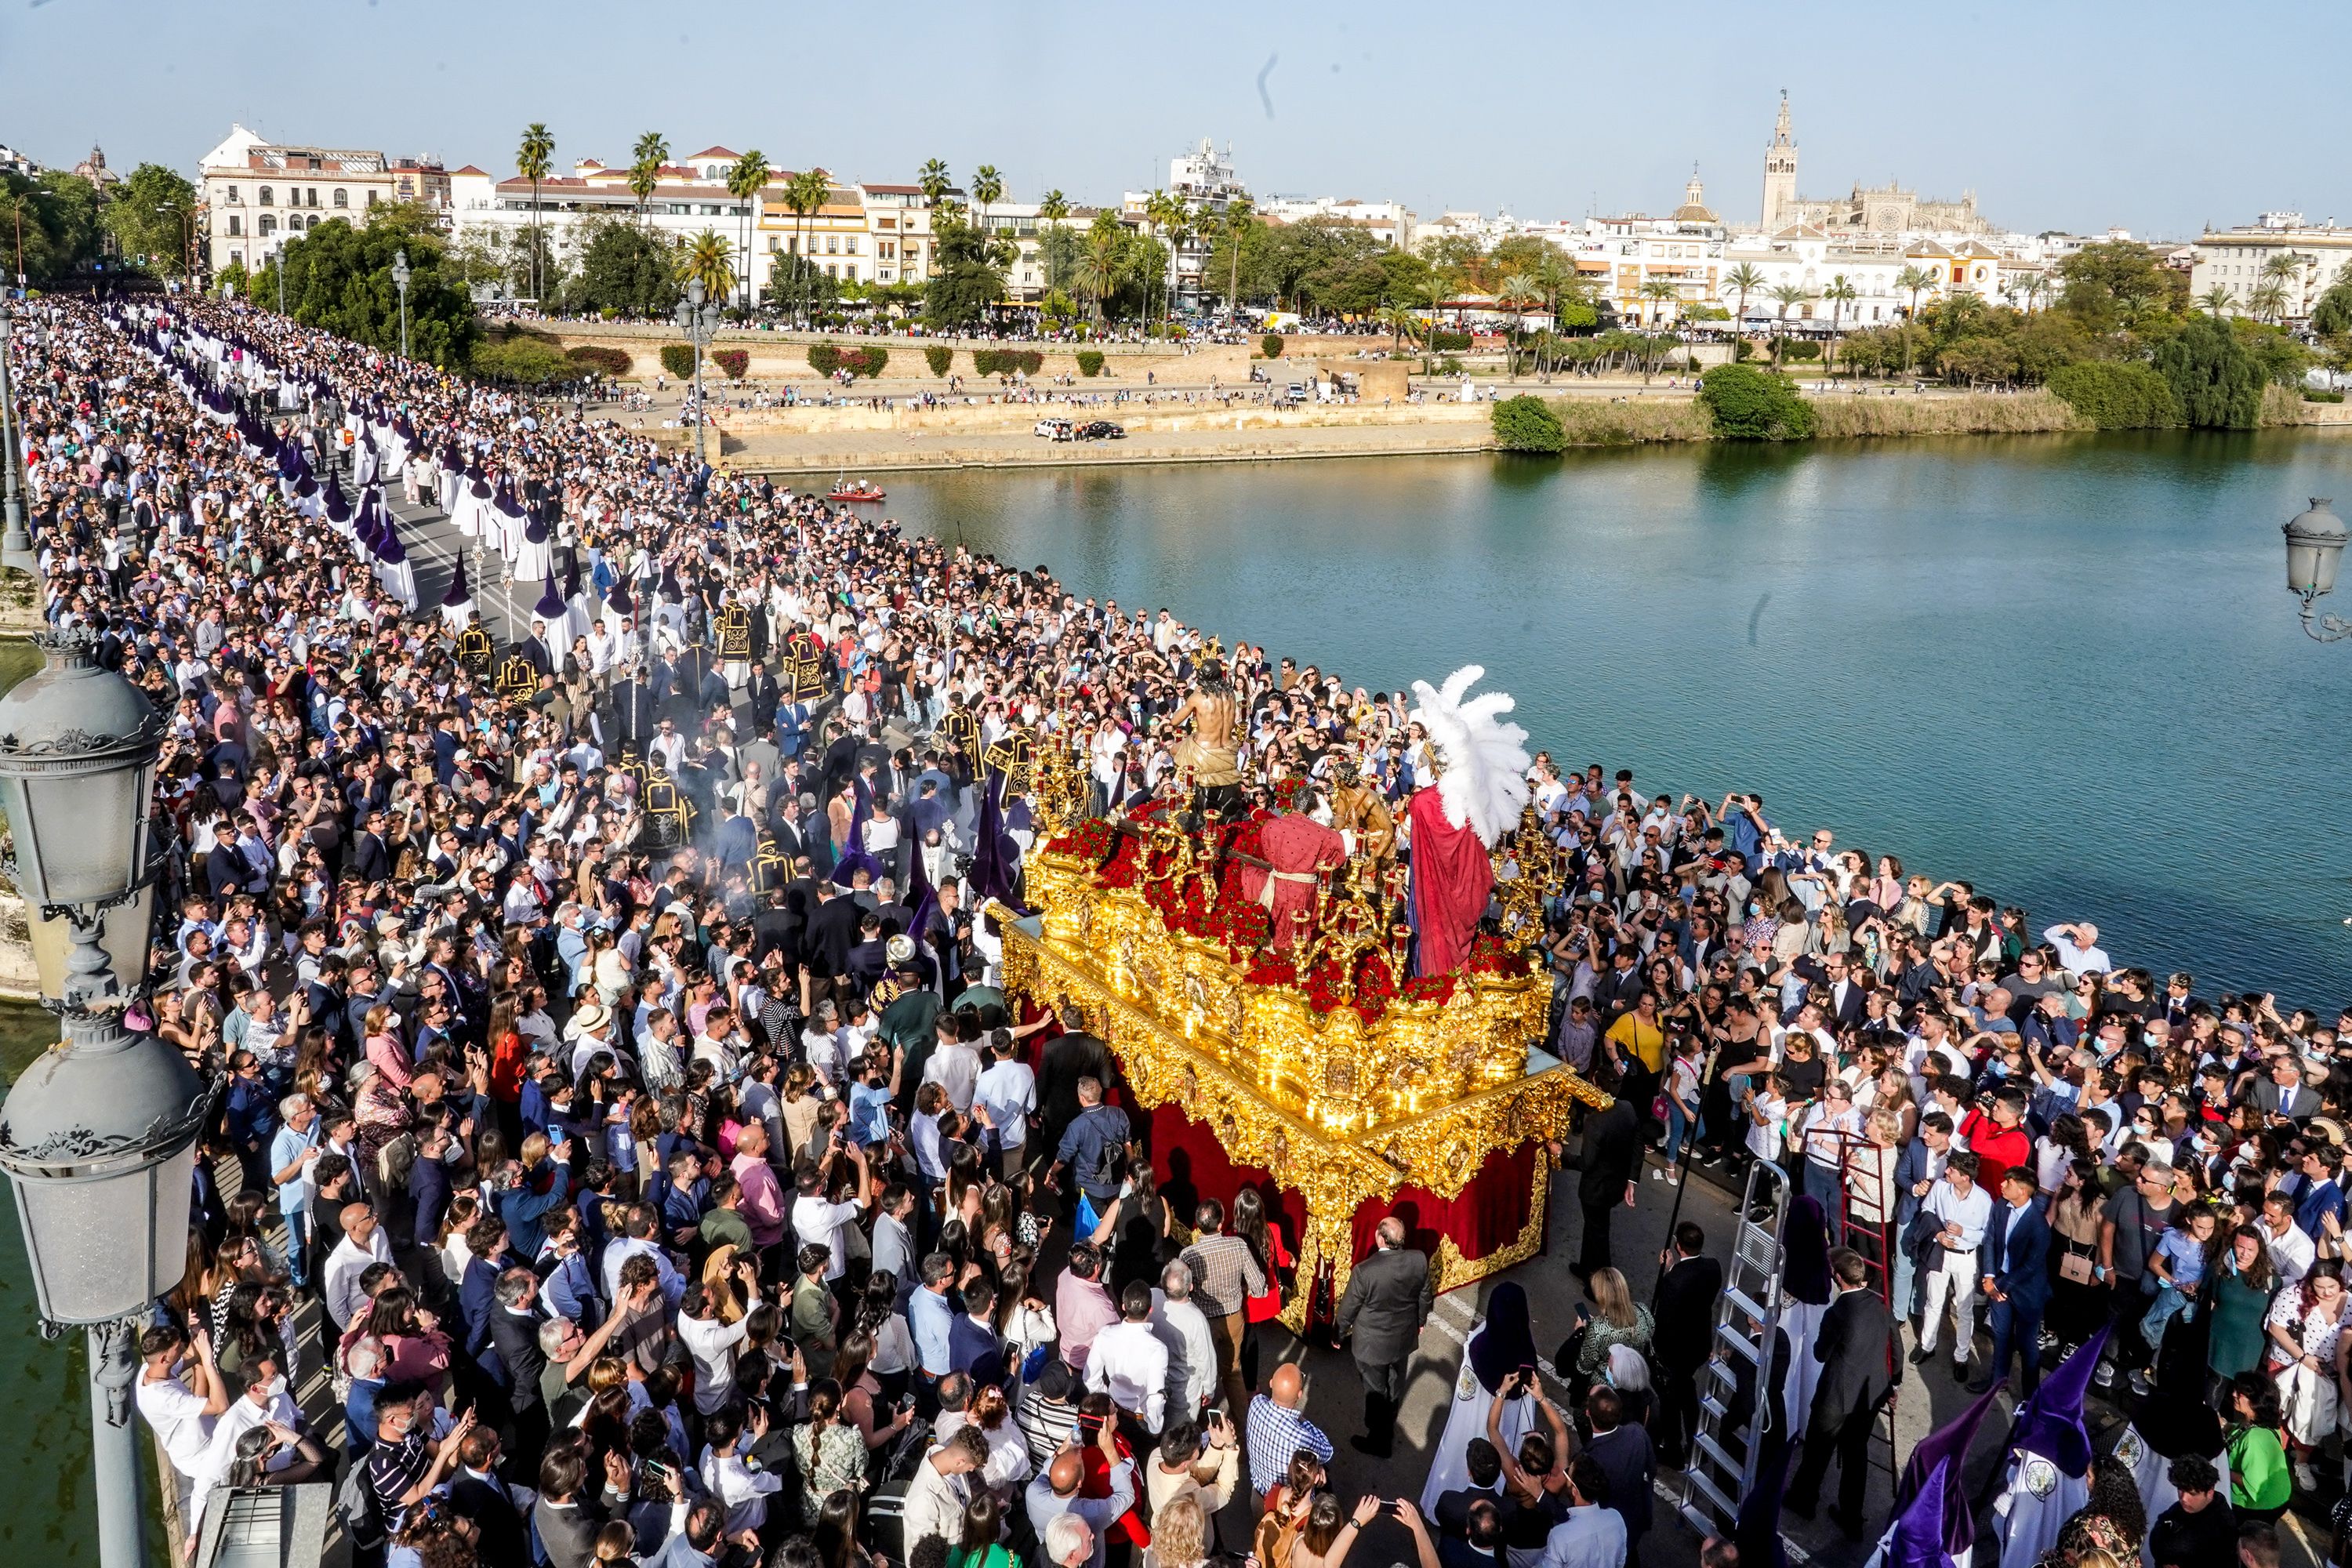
[1237,814,1347,952]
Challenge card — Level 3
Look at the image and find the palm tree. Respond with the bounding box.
[1820,275,1858,379]
[2263,252,2305,318]
[1768,283,1810,369]
[2020,271,2051,314]
[781,168,830,321]
[1160,209,1194,325]
[1635,279,1679,383]
[628,132,668,220]
[1494,272,1541,375]
[1894,265,1935,375]
[917,160,952,210]
[1376,302,1420,354]
[680,228,736,304]
[2198,285,2236,318]
[1724,262,1764,332]
[516,122,554,303]
[1080,210,1123,325]
[1039,189,1069,226]
[2249,280,2290,325]
[1139,189,1180,324]
[1220,195,1254,327]
[725,150,768,317]
[971,165,1004,230]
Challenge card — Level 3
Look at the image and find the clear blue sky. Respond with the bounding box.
[0,0,2336,240]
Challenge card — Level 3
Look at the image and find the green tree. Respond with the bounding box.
[970,165,1004,231]
[2152,313,2264,429]
[777,169,831,320]
[565,215,680,315]
[1724,262,1765,329]
[2248,281,2288,325]
[516,122,555,301]
[100,162,198,278]
[2310,280,2352,338]
[917,159,952,209]
[2059,240,2180,332]
[628,131,668,216]
[263,210,477,366]
[1079,209,1126,324]
[2198,285,2237,318]
[1698,364,1817,440]
[678,229,735,304]
[924,205,1011,328]
[724,150,768,315]
[2048,361,2182,428]
[759,254,837,318]
[1820,275,1858,376]
[0,172,105,284]
[1767,283,1810,368]
[470,332,576,386]
[1492,394,1566,453]
[1220,196,1255,325]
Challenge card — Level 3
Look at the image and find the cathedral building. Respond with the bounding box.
[1755,92,1994,237]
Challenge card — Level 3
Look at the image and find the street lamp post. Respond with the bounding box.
[0,630,194,1568]
[2283,497,2352,640]
[672,278,724,467]
[0,298,33,569]
[391,248,412,361]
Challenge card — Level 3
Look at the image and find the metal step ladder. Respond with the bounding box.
[1831,1127,1904,1503]
[1676,1157,1792,1538]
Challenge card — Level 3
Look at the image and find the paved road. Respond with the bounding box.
[329,462,535,644]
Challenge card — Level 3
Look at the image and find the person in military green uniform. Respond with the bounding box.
[875,952,942,1109]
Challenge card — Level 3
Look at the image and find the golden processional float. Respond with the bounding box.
[993,675,1610,1330]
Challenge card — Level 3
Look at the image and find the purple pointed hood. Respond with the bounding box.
[1783,1194,1831,1306]
[441,556,472,607]
[2010,1323,2109,1478]
[1895,1373,2005,1557]
[1891,1459,1958,1568]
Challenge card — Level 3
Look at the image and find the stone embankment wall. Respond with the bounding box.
[535,321,1257,385]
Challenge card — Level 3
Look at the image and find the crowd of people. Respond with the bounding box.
[14,281,2349,1568]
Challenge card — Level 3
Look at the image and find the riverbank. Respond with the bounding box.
[722,384,2352,475]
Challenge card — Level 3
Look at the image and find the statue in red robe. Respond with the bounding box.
[1409,786,1493,976]
[1237,811,1348,953]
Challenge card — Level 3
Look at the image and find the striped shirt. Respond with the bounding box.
[1245,1393,1333,1495]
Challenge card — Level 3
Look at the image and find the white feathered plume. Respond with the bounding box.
[1407,665,1531,848]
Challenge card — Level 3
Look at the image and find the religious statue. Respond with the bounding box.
[1170,655,1243,815]
[1404,666,1531,977]
[1326,755,1396,868]
[1236,784,1348,953]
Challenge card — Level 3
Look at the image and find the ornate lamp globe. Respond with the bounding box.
[0,1007,210,1324]
[2285,497,2347,597]
[0,629,164,913]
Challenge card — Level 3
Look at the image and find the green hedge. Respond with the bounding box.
[971,347,1040,376]
[925,345,953,376]
[808,343,842,376]
[712,348,750,380]
[472,336,577,387]
[1697,365,1817,441]
[1076,350,1104,377]
[566,344,633,377]
[847,346,887,378]
[2307,387,2346,404]
[1491,395,1566,454]
[660,343,696,379]
[1429,330,1471,351]
[2047,361,2182,429]
[1261,332,1284,358]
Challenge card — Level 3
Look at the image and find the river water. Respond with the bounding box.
[880,430,2352,1011]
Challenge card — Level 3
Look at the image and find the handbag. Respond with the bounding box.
[2058,1240,2095,1286]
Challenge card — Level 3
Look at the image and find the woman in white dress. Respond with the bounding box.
[1419,1281,1540,1514]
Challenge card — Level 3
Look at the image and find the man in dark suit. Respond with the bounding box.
[1975,1167,2053,1395]
[447,1427,532,1566]
[1584,1385,1654,1566]
[1563,1094,1642,1279]
[2252,1056,2323,1123]
[1824,954,1869,1029]
[1334,1214,1432,1457]
[1786,1249,1898,1537]
[532,1444,627,1568]
[803,879,866,1007]
[1650,1221,1724,1467]
[606,665,659,757]
[488,1268,553,1464]
[349,806,393,884]
[520,619,558,681]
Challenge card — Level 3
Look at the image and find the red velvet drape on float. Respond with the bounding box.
[1408,786,1492,977]
[1145,1102,1543,1327]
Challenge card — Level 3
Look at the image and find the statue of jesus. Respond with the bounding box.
[1170,657,1243,816]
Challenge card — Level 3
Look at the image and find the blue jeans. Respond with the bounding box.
[1664,1100,1697,1166]
[1892,1240,1917,1319]
[1803,1162,1845,1241]
[280,1207,310,1287]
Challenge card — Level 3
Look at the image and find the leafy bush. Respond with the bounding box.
[1261,332,1284,358]
[2154,315,2263,430]
[471,335,577,387]
[1697,365,1817,441]
[924,345,953,376]
[1076,350,1105,377]
[2307,387,2346,404]
[1780,339,1821,362]
[972,348,1002,376]
[808,343,842,376]
[659,343,695,379]
[567,344,632,377]
[1491,395,1566,454]
[712,348,750,380]
[1429,330,1472,351]
[1014,350,1043,376]
[2046,362,2182,430]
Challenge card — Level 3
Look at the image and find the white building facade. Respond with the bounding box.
[198,124,446,276]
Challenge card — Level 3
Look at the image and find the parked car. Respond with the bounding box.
[1076,420,1125,441]
[1284,383,1308,402]
[1036,418,1074,441]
